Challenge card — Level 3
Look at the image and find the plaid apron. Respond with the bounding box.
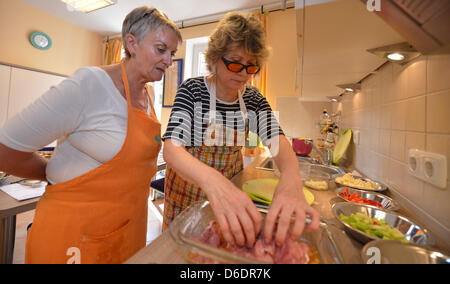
[163,79,249,230]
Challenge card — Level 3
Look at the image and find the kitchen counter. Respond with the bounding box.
[0,191,39,264]
[125,153,440,264]
[126,154,360,264]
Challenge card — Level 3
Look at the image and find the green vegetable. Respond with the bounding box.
[242,178,279,202]
[339,213,408,243]
[332,128,352,165]
[247,192,271,205]
[242,178,315,205]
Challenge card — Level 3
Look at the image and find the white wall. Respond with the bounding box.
[276,96,332,140]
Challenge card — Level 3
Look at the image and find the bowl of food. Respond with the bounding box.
[331,202,434,246]
[169,201,342,264]
[292,138,313,156]
[334,173,388,192]
[361,240,450,264]
[304,170,333,191]
[335,187,400,211]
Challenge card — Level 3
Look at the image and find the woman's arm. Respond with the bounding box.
[163,139,262,248]
[263,135,320,245]
[0,69,87,183]
[0,143,47,181]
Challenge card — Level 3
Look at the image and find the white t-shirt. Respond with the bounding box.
[0,67,149,184]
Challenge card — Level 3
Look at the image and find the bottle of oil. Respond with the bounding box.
[319,109,332,134]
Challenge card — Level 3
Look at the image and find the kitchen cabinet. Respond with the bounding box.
[295,0,405,100]
[0,65,11,126]
[7,66,65,120]
[372,0,450,54]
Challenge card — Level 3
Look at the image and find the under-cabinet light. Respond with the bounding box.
[387,53,406,61]
[367,42,421,65]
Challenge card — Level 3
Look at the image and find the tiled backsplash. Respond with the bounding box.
[333,54,450,248]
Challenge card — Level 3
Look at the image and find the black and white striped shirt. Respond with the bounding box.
[163,77,284,147]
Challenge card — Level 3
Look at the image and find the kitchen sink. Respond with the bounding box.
[256,157,345,176]
[255,158,277,171]
[309,164,346,176]
[297,156,321,165]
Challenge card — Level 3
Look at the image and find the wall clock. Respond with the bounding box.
[30,32,52,50]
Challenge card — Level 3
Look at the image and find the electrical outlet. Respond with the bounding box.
[408,149,447,189]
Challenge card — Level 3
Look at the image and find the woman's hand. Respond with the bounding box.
[164,140,262,248]
[263,173,320,246]
[201,170,263,248]
[263,134,320,246]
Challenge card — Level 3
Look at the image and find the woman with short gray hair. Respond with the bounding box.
[0,6,181,263]
[122,7,181,58]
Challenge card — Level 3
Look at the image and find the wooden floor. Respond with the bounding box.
[13,194,165,264]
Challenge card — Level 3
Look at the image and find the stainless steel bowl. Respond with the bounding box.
[335,187,400,211]
[19,179,46,188]
[361,240,450,264]
[334,173,388,192]
[332,202,434,246]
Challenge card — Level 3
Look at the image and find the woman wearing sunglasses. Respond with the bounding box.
[163,12,320,249]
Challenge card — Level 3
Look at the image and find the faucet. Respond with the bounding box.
[305,140,332,166]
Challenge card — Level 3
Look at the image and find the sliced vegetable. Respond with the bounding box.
[247,192,271,205]
[242,178,314,205]
[338,188,383,208]
[332,128,352,165]
[242,178,279,202]
[339,213,408,243]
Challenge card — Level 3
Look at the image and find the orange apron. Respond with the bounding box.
[25,60,161,264]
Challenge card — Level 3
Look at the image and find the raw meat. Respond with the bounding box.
[192,221,314,264]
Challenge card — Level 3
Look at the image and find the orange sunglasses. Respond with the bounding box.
[221,57,260,74]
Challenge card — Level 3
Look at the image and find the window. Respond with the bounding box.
[147,80,163,121]
[184,36,210,80]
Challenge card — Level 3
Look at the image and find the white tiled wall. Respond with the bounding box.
[333,54,450,249]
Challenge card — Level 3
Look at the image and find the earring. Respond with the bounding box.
[131,51,136,57]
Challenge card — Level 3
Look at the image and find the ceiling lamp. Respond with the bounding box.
[61,0,116,13]
[367,42,421,65]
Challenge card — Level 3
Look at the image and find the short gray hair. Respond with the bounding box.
[122,6,182,58]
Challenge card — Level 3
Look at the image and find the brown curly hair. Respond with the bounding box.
[205,12,270,75]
